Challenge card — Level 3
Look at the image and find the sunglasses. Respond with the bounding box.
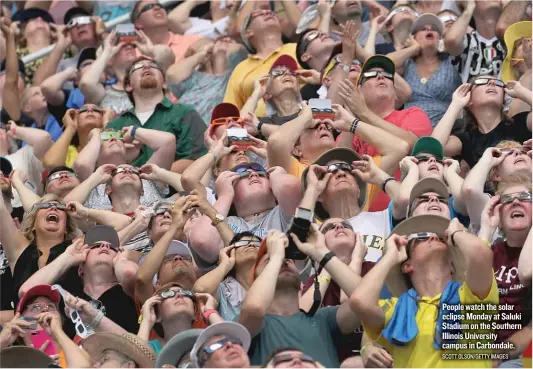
[361,70,394,82]
[298,30,327,55]
[52,284,93,338]
[136,3,163,19]
[47,171,78,183]
[112,167,140,176]
[272,353,315,366]
[89,241,120,252]
[270,68,296,78]
[162,254,193,264]
[211,117,243,126]
[232,240,262,248]
[325,162,353,174]
[79,106,103,114]
[66,16,92,29]
[321,221,354,234]
[472,78,505,87]
[406,232,445,256]
[244,9,273,30]
[129,61,162,76]
[32,202,67,211]
[100,131,124,141]
[154,207,172,216]
[331,55,361,67]
[499,148,528,156]
[499,191,532,205]
[415,156,444,165]
[416,194,449,205]
[203,337,243,355]
[160,288,194,300]
[232,163,268,178]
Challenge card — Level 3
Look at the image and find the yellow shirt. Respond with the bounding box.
[364,278,499,368]
[65,145,78,168]
[288,156,383,212]
[223,43,298,117]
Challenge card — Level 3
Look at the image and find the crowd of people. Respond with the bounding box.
[0,0,531,368]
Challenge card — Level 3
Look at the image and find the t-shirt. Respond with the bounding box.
[167,32,203,63]
[352,107,432,211]
[453,112,531,168]
[249,307,342,367]
[184,16,231,39]
[347,210,390,263]
[492,240,532,343]
[364,278,499,368]
[135,110,154,125]
[453,31,506,83]
[5,146,44,207]
[225,205,292,239]
[57,54,81,91]
[100,85,133,115]
[217,276,247,322]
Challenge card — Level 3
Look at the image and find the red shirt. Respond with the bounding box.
[352,107,432,211]
[492,240,531,343]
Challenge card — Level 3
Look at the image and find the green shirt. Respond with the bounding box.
[106,97,207,166]
[249,307,342,367]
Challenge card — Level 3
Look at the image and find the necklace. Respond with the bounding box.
[420,78,428,84]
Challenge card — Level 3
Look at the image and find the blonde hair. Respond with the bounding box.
[495,172,532,196]
[20,194,78,244]
[488,141,524,189]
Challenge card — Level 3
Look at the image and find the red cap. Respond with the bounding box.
[250,238,269,283]
[17,285,60,313]
[210,103,240,123]
[270,54,299,72]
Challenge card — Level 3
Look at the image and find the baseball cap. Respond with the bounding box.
[411,13,444,37]
[411,136,444,160]
[190,322,251,368]
[16,284,60,313]
[84,225,120,249]
[270,54,299,73]
[12,7,55,24]
[64,7,91,25]
[357,55,395,85]
[0,157,13,177]
[502,21,532,82]
[153,241,195,285]
[210,103,240,125]
[407,178,449,217]
[77,47,97,69]
[301,148,367,221]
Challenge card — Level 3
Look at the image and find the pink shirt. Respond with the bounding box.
[166,32,202,63]
[352,107,432,211]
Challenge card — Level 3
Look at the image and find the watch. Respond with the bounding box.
[211,213,225,226]
[295,207,314,222]
[340,63,350,73]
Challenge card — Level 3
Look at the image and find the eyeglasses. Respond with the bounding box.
[415,195,449,205]
[272,353,315,366]
[112,167,140,176]
[203,337,243,355]
[232,163,268,178]
[162,254,193,264]
[499,148,528,156]
[321,221,353,234]
[66,16,92,29]
[472,78,505,87]
[129,61,162,76]
[79,106,103,114]
[32,202,68,211]
[360,70,394,83]
[270,67,296,78]
[46,171,78,183]
[325,162,353,174]
[415,156,444,165]
[232,240,262,248]
[211,117,243,127]
[160,288,194,300]
[298,30,327,55]
[25,302,58,314]
[135,3,163,20]
[89,242,120,252]
[416,24,439,33]
[154,207,172,216]
[499,191,532,205]
[100,131,124,141]
[406,232,445,256]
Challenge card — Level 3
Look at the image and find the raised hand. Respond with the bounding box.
[266,229,289,261]
[451,83,472,109]
[252,75,271,98]
[50,23,71,48]
[62,109,79,131]
[443,158,460,177]
[215,171,241,199]
[351,232,367,262]
[444,218,467,247]
[294,69,321,85]
[399,156,419,173]
[351,155,384,185]
[95,163,116,183]
[141,295,162,327]
[103,30,126,57]
[504,80,528,99]
[0,313,34,348]
[479,147,510,167]
[218,246,236,269]
[339,79,368,118]
[342,21,358,62]
[291,223,329,260]
[36,312,63,338]
[65,238,90,266]
[195,292,219,312]
[383,234,408,265]
[480,195,502,232]
[247,134,268,159]
[133,29,156,57]
[10,168,28,184]
[139,163,162,182]
[66,201,88,220]
[305,165,332,195]
[187,189,218,220]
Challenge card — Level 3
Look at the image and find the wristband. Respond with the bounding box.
[203,309,218,322]
[11,125,16,137]
[257,120,264,136]
[360,345,367,356]
[87,310,104,330]
[451,230,467,247]
[350,118,359,134]
[480,239,491,247]
[131,126,138,138]
[318,275,331,284]
[381,176,395,192]
[319,251,336,270]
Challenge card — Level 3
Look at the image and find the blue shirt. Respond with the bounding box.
[22,115,63,147]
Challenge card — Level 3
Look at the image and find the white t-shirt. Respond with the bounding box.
[6,146,44,208]
[135,110,154,125]
[347,210,390,263]
[185,16,230,39]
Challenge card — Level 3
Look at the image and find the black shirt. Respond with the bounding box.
[453,112,531,168]
[300,84,320,101]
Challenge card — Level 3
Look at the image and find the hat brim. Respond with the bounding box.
[0,346,54,368]
[156,329,203,367]
[191,322,251,368]
[411,13,444,37]
[502,21,532,82]
[301,148,367,221]
[407,178,449,216]
[17,284,61,313]
[84,225,120,249]
[0,157,13,177]
[386,215,466,296]
[83,333,156,368]
[358,55,396,85]
[12,8,54,24]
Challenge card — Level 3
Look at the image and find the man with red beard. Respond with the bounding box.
[106,56,206,173]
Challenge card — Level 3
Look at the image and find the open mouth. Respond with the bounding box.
[428,164,439,171]
[378,81,387,87]
[514,157,526,164]
[249,178,260,185]
[510,210,525,218]
[282,76,293,83]
[46,214,59,223]
[335,180,349,187]
[428,204,442,211]
[347,0,359,7]
[142,70,153,77]
[335,230,347,237]
[160,219,172,226]
[319,132,331,139]
[486,88,497,94]
[425,33,435,39]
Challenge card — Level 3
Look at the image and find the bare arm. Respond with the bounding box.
[443,160,467,216]
[166,48,209,85]
[444,2,475,56]
[63,165,112,204]
[113,250,139,297]
[269,170,303,217]
[67,201,133,231]
[394,159,419,219]
[71,130,101,181]
[33,30,71,86]
[10,170,41,212]
[279,0,301,38]
[387,43,420,72]
[393,73,413,109]
[518,228,532,285]
[299,268,331,311]
[42,111,77,169]
[496,1,531,41]
[125,126,177,171]
[40,68,77,106]
[79,39,117,105]
[0,191,29,267]
[508,74,533,117]
[167,0,196,34]
[193,248,234,296]
[9,123,53,160]
[2,21,21,122]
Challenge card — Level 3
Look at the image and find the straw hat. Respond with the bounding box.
[502,21,532,83]
[385,215,466,296]
[82,332,156,368]
[0,346,54,368]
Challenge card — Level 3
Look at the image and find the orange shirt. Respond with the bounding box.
[166,32,202,63]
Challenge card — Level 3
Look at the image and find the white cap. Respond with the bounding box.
[151,240,193,286]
